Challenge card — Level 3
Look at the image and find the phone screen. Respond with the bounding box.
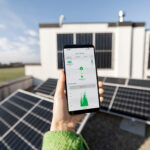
[64,46,100,113]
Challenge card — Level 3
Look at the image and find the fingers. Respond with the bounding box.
[100,97,104,103]
[55,71,65,95]
[99,88,104,95]
[98,82,104,103]
[98,81,103,88]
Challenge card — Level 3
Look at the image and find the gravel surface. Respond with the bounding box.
[82,112,150,150]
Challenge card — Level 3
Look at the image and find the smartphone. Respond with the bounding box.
[63,45,100,115]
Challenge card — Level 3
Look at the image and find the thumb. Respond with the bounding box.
[55,70,65,95]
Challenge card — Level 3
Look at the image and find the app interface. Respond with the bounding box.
[64,47,99,111]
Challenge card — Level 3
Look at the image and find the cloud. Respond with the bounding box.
[25,30,38,37]
[18,36,39,46]
[0,3,40,63]
[0,37,13,49]
[0,24,6,29]
[0,37,40,63]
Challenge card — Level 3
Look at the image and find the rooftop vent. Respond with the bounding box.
[119,10,125,22]
[59,15,65,26]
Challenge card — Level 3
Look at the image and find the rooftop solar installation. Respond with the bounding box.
[33,78,58,98]
[111,87,150,121]
[99,83,150,124]
[0,89,90,150]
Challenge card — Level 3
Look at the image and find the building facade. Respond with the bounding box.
[25,21,150,85]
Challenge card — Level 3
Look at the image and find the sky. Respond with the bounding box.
[0,0,150,63]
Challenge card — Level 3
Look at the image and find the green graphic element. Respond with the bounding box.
[80,92,88,107]
[81,74,84,78]
[91,59,93,63]
[80,66,83,70]
[67,60,72,64]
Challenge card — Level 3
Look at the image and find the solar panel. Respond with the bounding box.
[0,120,9,136]
[76,33,93,45]
[0,141,9,150]
[98,76,150,90]
[0,89,90,150]
[105,77,126,85]
[98,76,105,82]
[128,79,150,88]
[100,85,116,110]
[111,87,150,121]
[34,78,58,98]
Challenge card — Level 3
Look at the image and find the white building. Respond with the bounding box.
[25,17,150,85]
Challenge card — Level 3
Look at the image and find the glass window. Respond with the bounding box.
[76,33,93,45]
[95,33,112,68]
[57,34,73,69]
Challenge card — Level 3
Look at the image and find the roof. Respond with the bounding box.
[39,23,60,28]
[108,22,145,27]
[39,21,145,28]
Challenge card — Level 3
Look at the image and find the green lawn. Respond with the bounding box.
[0,67,25,82]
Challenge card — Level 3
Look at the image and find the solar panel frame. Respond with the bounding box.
[111,86,150,120]
[99,83,150,125]
[0,89,91,150]
[33,78,58,99]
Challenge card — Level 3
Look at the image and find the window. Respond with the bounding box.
[57,34,73,69]
[76,33,93,45]
[95,33,112,68]
[148,38,150,69]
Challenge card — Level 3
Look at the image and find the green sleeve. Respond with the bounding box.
[42,130,89,150]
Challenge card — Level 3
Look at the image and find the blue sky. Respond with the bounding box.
[0,0,150,63]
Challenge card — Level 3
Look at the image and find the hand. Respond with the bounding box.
[50,70,104,131]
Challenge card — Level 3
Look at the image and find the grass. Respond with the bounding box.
[0,67,25,82]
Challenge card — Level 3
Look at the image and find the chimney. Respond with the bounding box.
[59,15,65,26]
[118,10,125,22]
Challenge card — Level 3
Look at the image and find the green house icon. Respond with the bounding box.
[80,66,83,70]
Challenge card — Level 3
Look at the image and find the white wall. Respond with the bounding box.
[115,26,132,78]
[0,76,32,101]
[144,30,150,78]
[132,27,145,78]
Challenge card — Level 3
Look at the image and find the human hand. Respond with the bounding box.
[50,70,104,131]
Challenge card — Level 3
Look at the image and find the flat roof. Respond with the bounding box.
[39,21,145,28]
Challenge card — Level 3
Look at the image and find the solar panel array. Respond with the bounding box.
[33,77,150,124]
[99,76,150,88]
[111,87,150,121]
[98,78,150,123]
[33,78,57,98]
[0,90,90,150]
